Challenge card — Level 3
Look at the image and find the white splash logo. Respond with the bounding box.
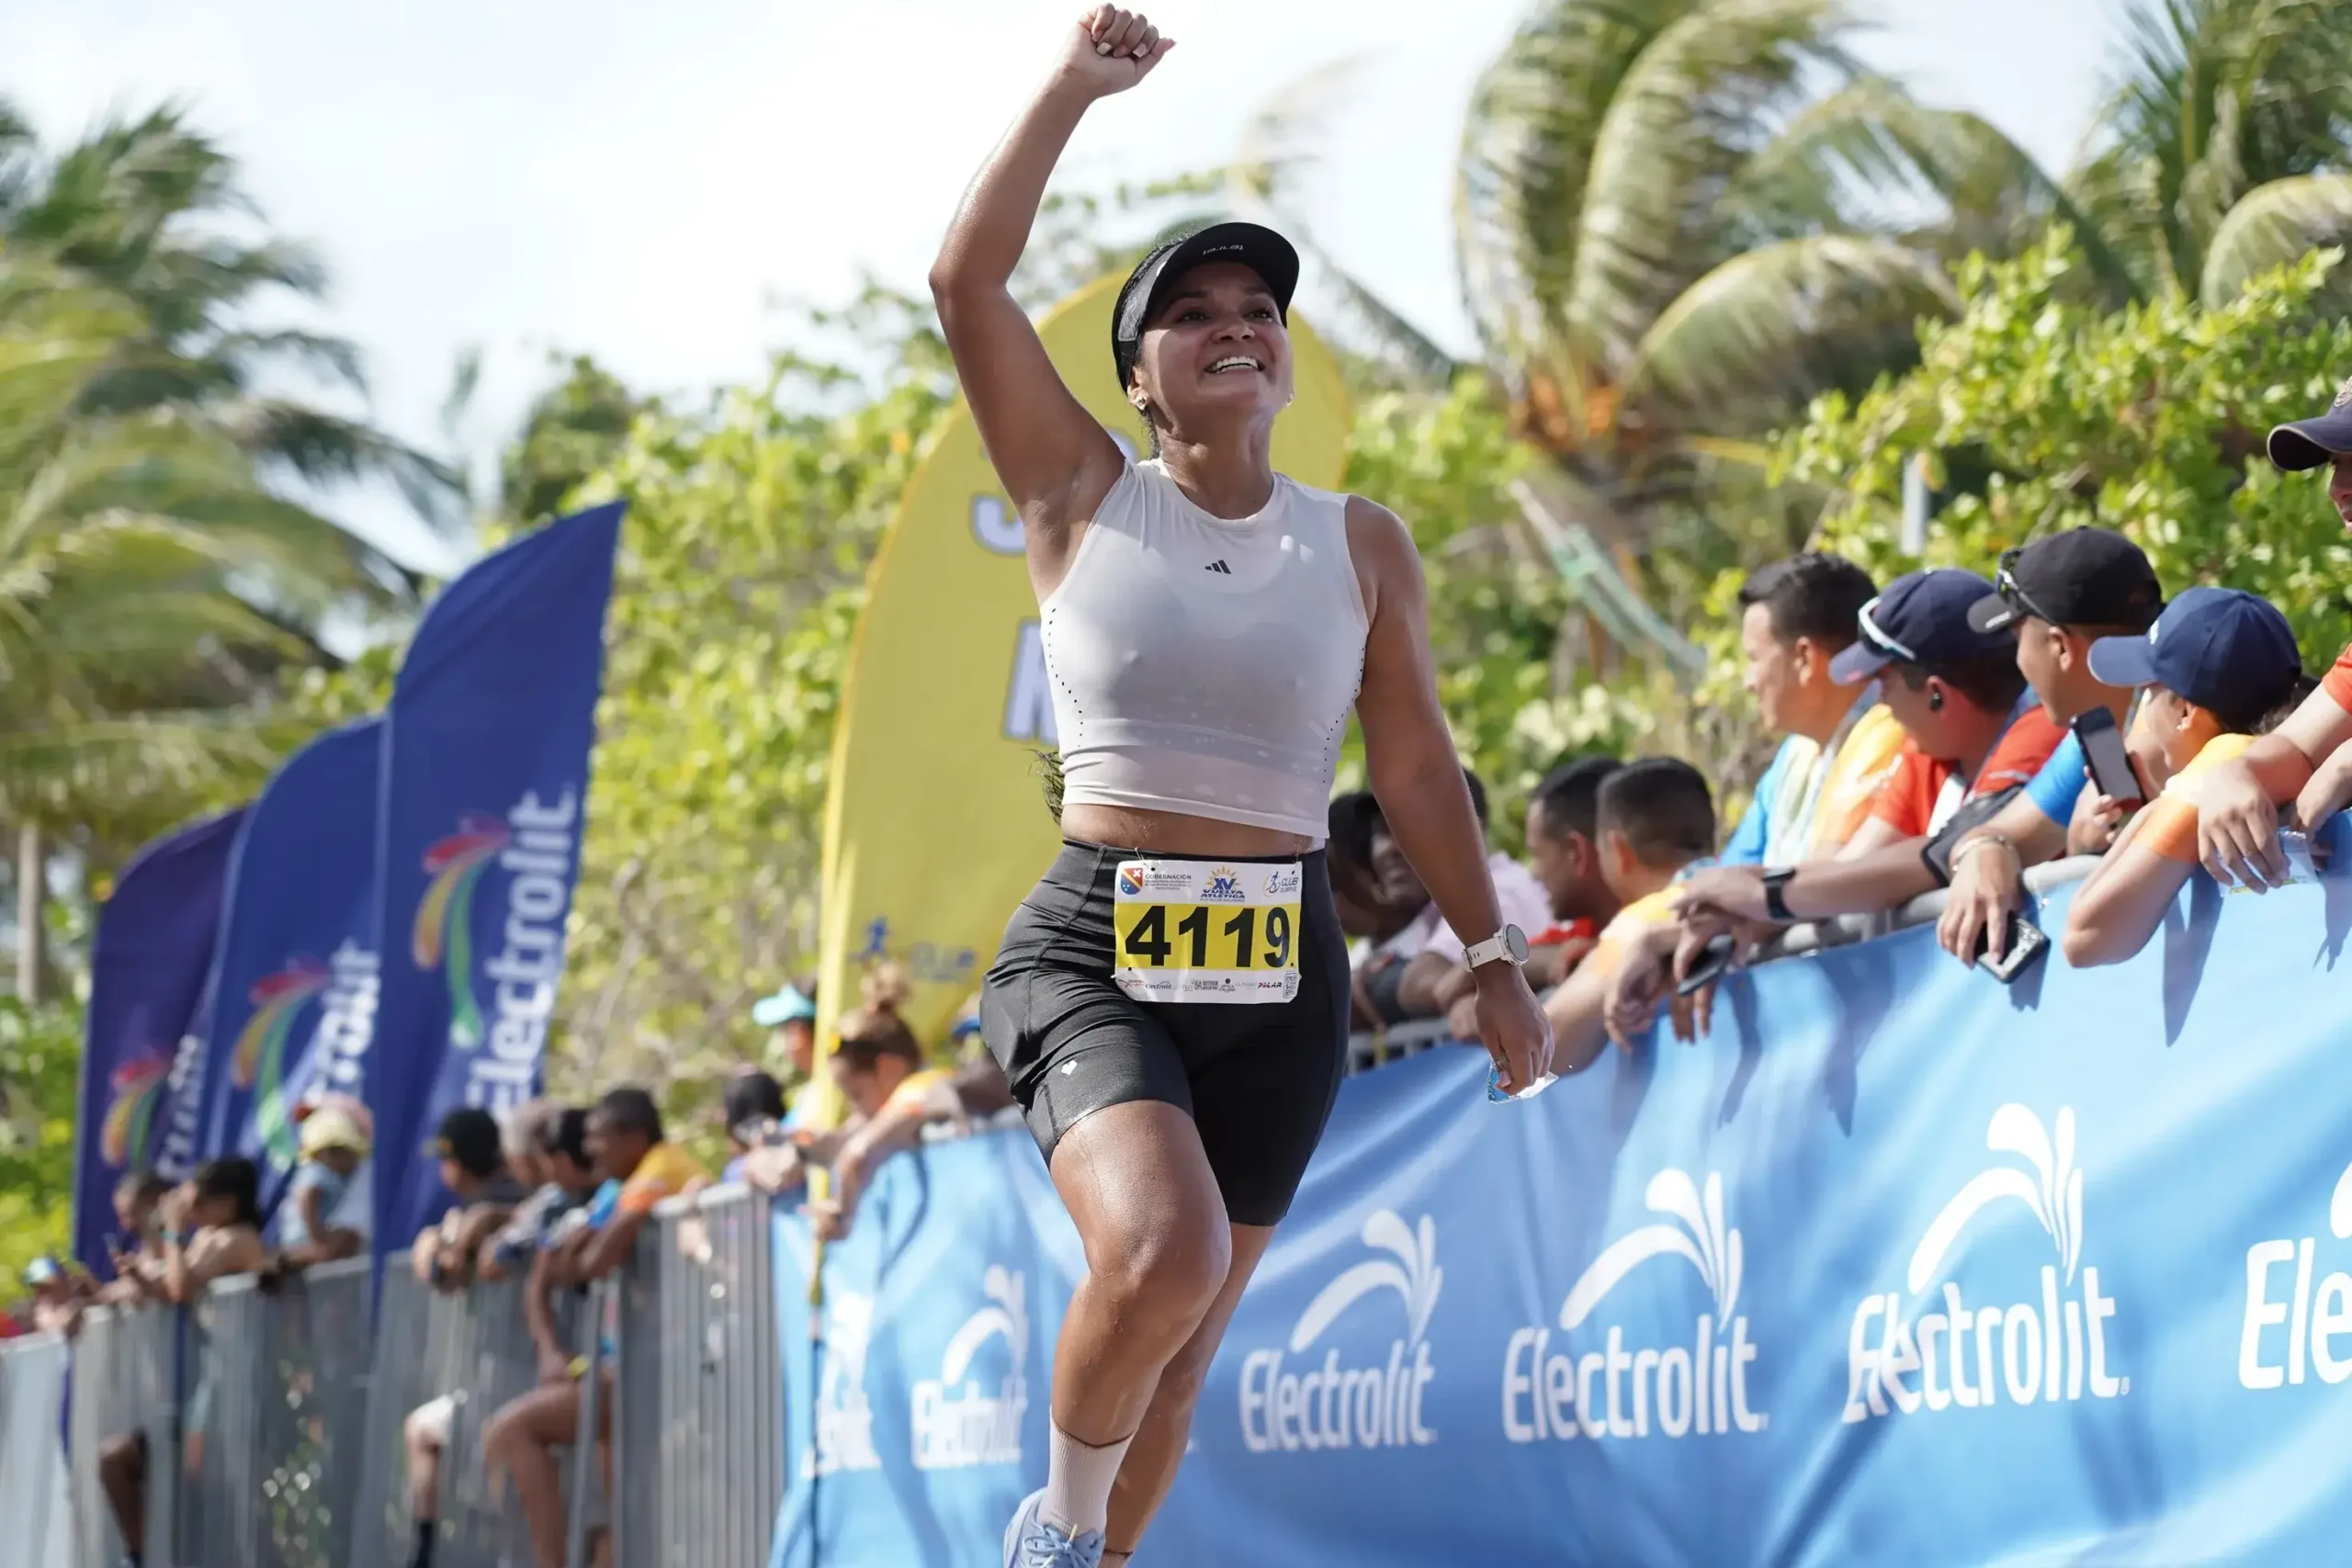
[2239,1158,2352,1390]
[1846,1105,2125,1423]
[1239,1212,1441,1452]
[806,1291,881,1476]
[1505,1170,1765,1443]
[911,1266,1030,1469]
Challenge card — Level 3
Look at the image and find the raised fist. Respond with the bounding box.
[1053,6,1174,97]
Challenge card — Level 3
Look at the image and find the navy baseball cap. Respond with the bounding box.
[1112,221,1300,389]
[2267,377,2352,471]
[1967,528,2161,634]
[2088,586,2302,722]
[1828,569,2010,683]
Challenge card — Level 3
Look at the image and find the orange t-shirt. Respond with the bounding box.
[2323,641,2352,713]
[1868,708,2066,838]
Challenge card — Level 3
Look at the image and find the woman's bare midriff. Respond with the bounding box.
[1061,803,1315,859]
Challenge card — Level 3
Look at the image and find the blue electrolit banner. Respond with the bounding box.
[196,717,383,1222]
[370,502,621,1249]
[73,808,245,1273]
[770,1131,1081,1568]
[768,872,2352,1565]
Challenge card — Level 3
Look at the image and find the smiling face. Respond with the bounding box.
[1128,261,1294,442]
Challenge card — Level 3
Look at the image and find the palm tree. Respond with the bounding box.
[0,99,463,570]
[2066,0,2352,308]
[1450,0,2079,609]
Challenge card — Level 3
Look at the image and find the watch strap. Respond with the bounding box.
[1762,867,1797,923]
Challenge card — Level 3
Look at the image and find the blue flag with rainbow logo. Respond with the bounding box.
[73,807,245,1274]
[368,503,621,1248]
[195,717,384,1224]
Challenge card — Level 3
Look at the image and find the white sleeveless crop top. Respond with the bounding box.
[1040,458,1370,840]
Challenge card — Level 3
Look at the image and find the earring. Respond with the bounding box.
[1928,688,1944,713]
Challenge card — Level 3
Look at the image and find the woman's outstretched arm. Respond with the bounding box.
[930,8,1172,573]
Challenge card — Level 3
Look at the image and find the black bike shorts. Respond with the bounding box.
[979,840,1351,1227]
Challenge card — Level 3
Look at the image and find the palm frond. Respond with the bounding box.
[2200,175,2352,306]
[1623,234,1956,428]
[1564,0,1853,375]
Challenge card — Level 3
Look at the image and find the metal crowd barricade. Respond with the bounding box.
[65,1303,175,1568]
[353,1257,581,1568]
[172,1258,374,1568]
[1,1330,74,1568]
[609,1182,785,1568]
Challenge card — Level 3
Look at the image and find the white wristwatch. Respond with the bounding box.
[1463,924,1530,971]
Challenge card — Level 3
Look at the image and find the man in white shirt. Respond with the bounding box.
[1380,769,1555,1021]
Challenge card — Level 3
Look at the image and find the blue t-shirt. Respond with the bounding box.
[1722,738,1804,866]
[2022,731,2087,826]
[277,1161,352,1249]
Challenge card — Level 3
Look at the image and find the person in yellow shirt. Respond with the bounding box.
[2063,588,2307,966]
[1534,760,1717,1074]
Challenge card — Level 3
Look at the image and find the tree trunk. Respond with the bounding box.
[17,822,40,1004]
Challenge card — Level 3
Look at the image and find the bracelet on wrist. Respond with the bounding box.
[1951,834,2019,873]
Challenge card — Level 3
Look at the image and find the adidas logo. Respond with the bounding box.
[1204,559,1233,574]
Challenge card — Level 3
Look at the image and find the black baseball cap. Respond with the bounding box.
[1112,221,1300,389]
[1828,569,2011,683]
[2267,377,2352,471]
[2087,586,2302,723]
[427,1106,503,1179]
[1967,528,2161,634]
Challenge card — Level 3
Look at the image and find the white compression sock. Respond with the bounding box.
[1040,1421,1136,1539]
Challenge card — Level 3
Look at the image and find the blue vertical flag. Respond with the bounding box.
[195,718,384,1223]
[369,502,621,1248]
[72,808,245,1273]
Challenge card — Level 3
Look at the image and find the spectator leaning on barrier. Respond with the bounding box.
[276,1102,372,1267]
[752,979,820,1122]
[100,1156,270,1568]
[1670,569,2066,940]
[800,970,964,1240]
[2197,382,2352,887]
[1530,760,1717,1072]
[97,1168,171,1305]
[1933,529,2163,965]
[2064,588,2307,966]
[1385,768,1554,1021]
[1439,756,1623,1042]
[408,1107,529,1292]
[490,1085,705,1568]
[480,1105,598,1282]
[1723,553,1905,864]
[1327,790,1408,943]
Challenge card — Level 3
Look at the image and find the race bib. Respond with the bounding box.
[1113,860,1303,1005]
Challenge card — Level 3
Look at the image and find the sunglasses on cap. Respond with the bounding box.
[1992,546,2064,627]
[1853,594,1918,663]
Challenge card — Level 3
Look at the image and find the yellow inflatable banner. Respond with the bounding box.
[813,270,1352,1077]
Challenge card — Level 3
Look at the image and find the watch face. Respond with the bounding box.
[1504,924,1530,964]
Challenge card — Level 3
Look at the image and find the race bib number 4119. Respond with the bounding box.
[1112,860,1303,1005]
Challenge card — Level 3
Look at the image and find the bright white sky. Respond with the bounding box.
[4,0,2122,572]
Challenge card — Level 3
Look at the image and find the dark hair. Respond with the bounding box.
[836,966,922,1072]
[594,1086,665,1145]
[1737,554,1877,650]
[721,1068,787,1134]
[1326,792,1383,891]
[116,1169,170,1207]
[435,1106,507,1179]
[2253,671,2320,735]
[1893,651,2028,715]
[542,1107,592,1168]
[192,1156,263,1229]
[1597,759,1716,869]
[1529,756,1622,843]
[1463,767,1489,829]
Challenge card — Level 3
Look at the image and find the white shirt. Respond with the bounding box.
[1377,852,1555,965]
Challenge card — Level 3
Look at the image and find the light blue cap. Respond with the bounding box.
[752,985,816,1028]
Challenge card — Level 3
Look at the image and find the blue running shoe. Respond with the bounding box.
[1002,1488,1104,1568]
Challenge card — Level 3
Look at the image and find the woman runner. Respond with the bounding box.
[932,10,1554,1565]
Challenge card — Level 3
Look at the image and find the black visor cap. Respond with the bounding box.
[1111,221,1300,389]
